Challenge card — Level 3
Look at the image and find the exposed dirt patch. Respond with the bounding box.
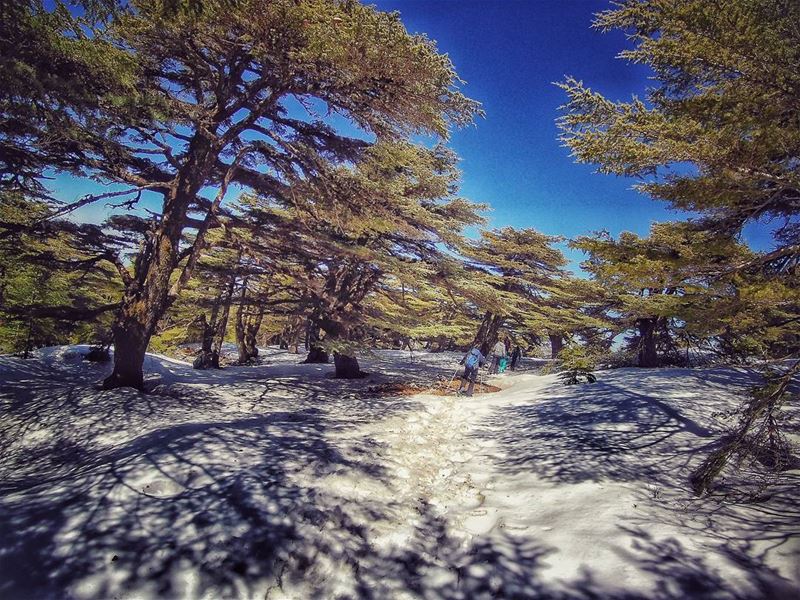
[367,379,501,397]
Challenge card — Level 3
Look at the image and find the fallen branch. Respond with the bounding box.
[690,358,800,495]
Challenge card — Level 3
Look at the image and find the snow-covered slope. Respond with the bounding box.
[0,347,797,599]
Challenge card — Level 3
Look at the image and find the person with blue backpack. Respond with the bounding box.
[457,346,485,396]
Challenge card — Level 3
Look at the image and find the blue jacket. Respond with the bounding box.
[465,347,485,368]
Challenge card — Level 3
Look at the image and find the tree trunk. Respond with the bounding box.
[244,309,263,359]
[471,311,491,353]
[195,275,235,369]
[286,315,303,353]
[637,317,660,368]
[333,353,362,379]
[236,326,249,364]
[302,320,329,363]
[549,334,564,359]
[235,277,250,363]
[103,316,150,389]
[318,317,363,378]
[104,136,214,389]
[210,274,236,365]
[237,304,263,364]
[195,304,221,369]
[22,314,33,359]
[473,312,503,356]
[304,346,329,363]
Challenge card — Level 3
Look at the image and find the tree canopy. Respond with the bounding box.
[560,0,800,492]
[558,0,800,267]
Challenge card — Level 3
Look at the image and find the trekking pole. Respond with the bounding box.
[425,365,459,394]
[447,367,459,386]
[445,366,461,393]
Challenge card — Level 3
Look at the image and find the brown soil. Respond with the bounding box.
[366,379,501,397]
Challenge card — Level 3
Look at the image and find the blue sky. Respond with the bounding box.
[371,0,777,258]
[371,0,668,241]
[58,0,776,270]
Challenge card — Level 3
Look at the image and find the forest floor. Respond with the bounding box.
[0,346,798,599]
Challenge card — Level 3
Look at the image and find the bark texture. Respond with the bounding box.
[302,320,329,364]
[194,274,236,369]
[318,317,363,378]
[549,334,564,359]
[104,137,215,389]
[235,280,264,364]
[472,311,503,357]
[636,317,660,368]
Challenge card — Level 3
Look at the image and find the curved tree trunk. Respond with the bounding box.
[471,311,491,353]
[195,304,221,369]
[104,137,214,389]
[302,320,329,364]
[195,274,236,369]
[473,312,503,356]
[244,310,263,358]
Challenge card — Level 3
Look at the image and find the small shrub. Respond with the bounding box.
[557,344,599,385]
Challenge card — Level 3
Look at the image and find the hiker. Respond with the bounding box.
[457,346,485,397]
[510,346,522,370]
[489,339,507,374]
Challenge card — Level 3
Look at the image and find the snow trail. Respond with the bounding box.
[1,348,798,599]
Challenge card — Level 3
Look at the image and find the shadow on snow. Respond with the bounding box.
[1,354,798,598]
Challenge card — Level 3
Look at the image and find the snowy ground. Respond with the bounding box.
[0,346,798,599]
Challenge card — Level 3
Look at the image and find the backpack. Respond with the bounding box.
[465,349,479,369]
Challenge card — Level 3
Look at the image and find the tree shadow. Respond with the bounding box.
[2,356,797,598]
[620,469,800,599]
[474,368,762,486]
[609,524,800,600]
[0,351,420,597]
[0,365,630,599]
[468,366,800,599]
[0,349,432,495]
[0,401,401,598]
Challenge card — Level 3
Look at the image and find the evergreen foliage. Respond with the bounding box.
[235,140,484,377]
[559,0,800,266]
[560,0,800,492]
[0,193,121,355]
[572,222,759,367]
[556,344,598,386]
[2,0,482,387]
[1,0,796,498]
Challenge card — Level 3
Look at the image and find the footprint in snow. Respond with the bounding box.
[141,478,185,498]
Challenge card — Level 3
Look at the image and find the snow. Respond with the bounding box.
[0,346,798,599]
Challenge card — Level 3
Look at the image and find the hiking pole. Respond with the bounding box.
[447,367,459,386]
[425,364,459,394]
[446,366,461,393]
